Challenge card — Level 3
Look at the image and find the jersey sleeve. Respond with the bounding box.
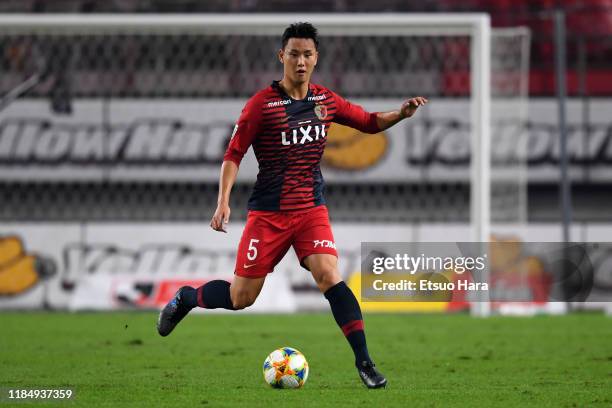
[331,91,380,134]
[223,95,262,166]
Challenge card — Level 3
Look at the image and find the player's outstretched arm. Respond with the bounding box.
[376,96,428,131]
[210,160,239,233]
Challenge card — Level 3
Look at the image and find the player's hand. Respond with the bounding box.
[210,203,231,233]
[400,96,428,119]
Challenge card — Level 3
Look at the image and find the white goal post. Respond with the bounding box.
[0,13,506,316]
[0,13,492,244]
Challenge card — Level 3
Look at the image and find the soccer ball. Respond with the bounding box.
[262,347,309,389]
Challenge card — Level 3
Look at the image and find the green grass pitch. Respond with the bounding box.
[1,312,611,407]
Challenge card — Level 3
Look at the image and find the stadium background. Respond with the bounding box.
[1,0,611,313]
[1,1,612,407]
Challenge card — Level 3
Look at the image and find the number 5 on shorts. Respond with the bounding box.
[247,239,260,261]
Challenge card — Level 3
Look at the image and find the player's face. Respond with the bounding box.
[278,38,318,85]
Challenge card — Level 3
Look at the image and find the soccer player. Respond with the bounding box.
[158,22,427,389]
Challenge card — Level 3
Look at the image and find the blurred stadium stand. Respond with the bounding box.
[2,0,610,97]
[0,0,611,223]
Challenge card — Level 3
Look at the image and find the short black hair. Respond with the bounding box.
[281,22,319,50]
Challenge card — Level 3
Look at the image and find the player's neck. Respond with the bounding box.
[278,78,309,100]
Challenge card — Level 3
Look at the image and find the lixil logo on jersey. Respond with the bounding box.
[281,124,327,146]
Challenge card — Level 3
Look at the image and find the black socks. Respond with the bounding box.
[183,280,235,310]
[324,281,372,365]
[184,280,372,366]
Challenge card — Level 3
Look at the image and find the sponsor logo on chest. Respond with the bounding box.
[267,99,292,107]
[281,124,327,146]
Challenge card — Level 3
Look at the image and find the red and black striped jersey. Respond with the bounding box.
[224,80,380,211]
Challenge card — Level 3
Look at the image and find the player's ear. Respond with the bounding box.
[313,50,318,66]
[278,49,284,63]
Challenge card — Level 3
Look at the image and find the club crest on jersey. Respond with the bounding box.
[314,104,328,120]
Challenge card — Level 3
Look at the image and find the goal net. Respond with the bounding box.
[0,14,530,314]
